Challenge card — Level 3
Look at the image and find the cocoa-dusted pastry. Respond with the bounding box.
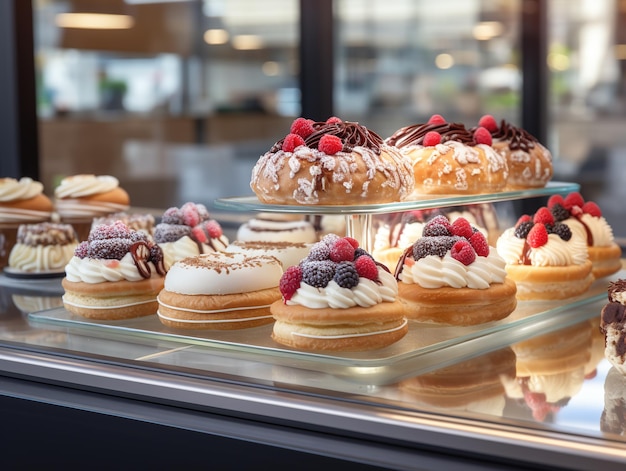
[250,116,414,205]
[62,221,166,320]
[600,279,626,376]
[386,115,508,195]
[225,240,310,270]
[475,115,553,189]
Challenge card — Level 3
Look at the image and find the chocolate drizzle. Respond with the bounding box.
[608,279,626,302]
[386,122,476,148]
[491,119,538,151]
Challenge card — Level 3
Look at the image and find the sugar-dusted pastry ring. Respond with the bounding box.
[588,244,622,279]
[62,276,164,320]
[492,140,553,190]
[504,259,594,301]
[270,300,408,351]
[397,278,517,325]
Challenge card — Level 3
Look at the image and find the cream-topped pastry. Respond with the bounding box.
[395,215,516,325]
[7,223,77,276]
[225,240,310,269]
[0,177,53,223]
[547,192,622,279]
[154,202,229,270]
[496,206,594,300]
[157,252,282,330]
[62,221,166,320]
[270,234,408,351]
[54,174,130,219]
[236,213,317,243]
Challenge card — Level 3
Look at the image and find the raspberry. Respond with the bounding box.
[279,265,302,302]
[450,217,474,239]
[548,222,572,241]
[473,126,492,146]
[477,114,498,132]
[191,226,207,244]
[282,133,305,152]
[343,237,359,249]
[516,214,532,226]
[333,261,359,289]
[527,223,548,248]
[320,233,341,247]
[564,192,584,210]
[582,201,602,217]
[181,202,200,227]
[290,117,315,138]
[161,207,184,225]
[469,231,489,257]
[196,204,210,222]
[533,207,554,225]
[428,114,445,124]
[550,203,570,222]
[354,255,378,280]
[413,236,460,260]
[514,221,534,239]
[153,223,191,243]
[74,241,89,258]
[205,220,223,238]
[329,238,355,262]
[305,241,331,261]
[301,260,335,288]
[547,194,565,208]
[318,134,343,155]
[325,116,342,124]
[450,240,476,266]
[422,131,441,146]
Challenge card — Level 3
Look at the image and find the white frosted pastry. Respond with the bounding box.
[237,213,317,243]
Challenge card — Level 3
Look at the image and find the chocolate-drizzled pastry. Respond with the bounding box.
[601,279,626,375]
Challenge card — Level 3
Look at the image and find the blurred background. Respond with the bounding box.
[12,0,626,234]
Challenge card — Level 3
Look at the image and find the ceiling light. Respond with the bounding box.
[435,53,454,69]
[473,21,504,41]
[55,13,134,30]
[204,28,229,45]
[232,35,264,50]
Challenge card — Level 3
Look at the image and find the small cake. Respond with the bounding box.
[0,177,54,270]
[475,115,553,189]
[395,216,517,325]
[270,234,408,352]
[54,175,130,241]
[496,207,594,300]
[6,223,77,277]
[600,279,626,375]
[225,240,310,269]
[62,221,166,320]
[153,202,229,270]
[157,252,282,330]
[547,192,622,279]
[92,212,155,239]
[236,213,317,244]
[385,115,508,195]
[250,116,414,205]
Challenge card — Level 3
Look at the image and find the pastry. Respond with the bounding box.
[54,174,130,241]
[475,115,553,189]
[395,216,517,325]
[92,212,155,239]
[600,279,626,375]
[225,240,310,269]
[385,114,508,195]
[270,234,408,351]
[399,347,516,414]
[157,252,282,330]
[0,177,54,269]
[153,202,229,270]
[62,221,166,320]
[6,223,77,277]
[236,213,317,243]
[548,192,622,279]
[496,206,594,300]
[250,116,414,205]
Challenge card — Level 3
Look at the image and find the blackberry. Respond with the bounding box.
[161,207,184,225]
[130,230,149,243]
[74,241,89,259]
[87,238,131,260]
[549,222,572,241]
[153,223,191,243]
[550,203,570,222]
[333,261,359,289]
[149,244,164,264]
[301,260,336,288]
[413,236,460,260]
[307,241,331,261]
[514,221,534,239]
[422,222,451,237]
[353,247,372,260]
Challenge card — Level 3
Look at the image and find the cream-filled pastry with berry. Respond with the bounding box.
[154,202,229,270]
[395,216,516,325]
[62,221,166,320]
[496,207,594,300]
[547,192,621,279]
[270,234,408,352]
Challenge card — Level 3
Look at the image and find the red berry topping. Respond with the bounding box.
[279,265,302,302]
[428,114,446,124]
[343,236,359,249]
[564,192,584,210]
[582,201,602,217]
[290,117,314,138]
[547,194,565,208]
[533,207,554,225]
[527,223,548,248]
[469,231,489,257]
[191,226,207,244]
[516,214,532,226]
[354,255,378,280]
[473,126,492,146]
[319,134,343,155]
[422,131,441,146]
[329,238,355,262]
[181,202,200,227]
[205,220,223,238]
[478,114,498,132]
[450,217,474,239]
[450,240,476,266]
[325,116,342,124]
[282,133,305,152]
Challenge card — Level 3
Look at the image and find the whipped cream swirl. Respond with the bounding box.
[65,252,155,283]
[54,175,120,199]
[0,177,44,202]
[564,214,614,247]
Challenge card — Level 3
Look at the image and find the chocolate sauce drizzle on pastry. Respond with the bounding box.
[386,122,476,148]
[491,119,538,151]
